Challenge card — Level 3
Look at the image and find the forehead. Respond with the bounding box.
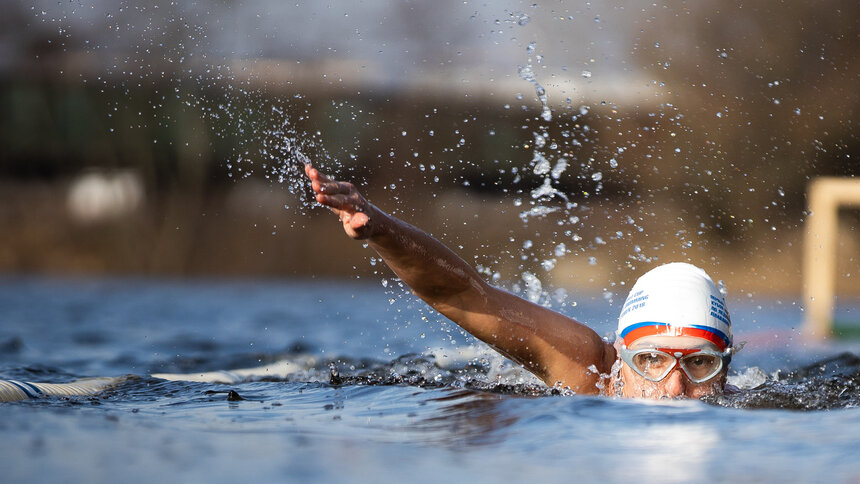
[628,335,720,351]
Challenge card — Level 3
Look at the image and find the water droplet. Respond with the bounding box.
[541,107,552,122]
[581,70,592,79]
[551,158,568,179]
[591,172,603,181]
[532,153,550,175]
[521,271,543,303]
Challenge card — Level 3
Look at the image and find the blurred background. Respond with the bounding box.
[0,0,857,302]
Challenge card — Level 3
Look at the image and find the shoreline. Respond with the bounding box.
[2,180,858,299]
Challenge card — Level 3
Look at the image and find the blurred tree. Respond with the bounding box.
[630,0,858,236]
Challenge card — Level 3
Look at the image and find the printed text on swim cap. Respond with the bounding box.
[620,291,648,319]
[709,295,730,326]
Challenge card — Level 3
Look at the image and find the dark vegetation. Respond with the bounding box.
[0,0,856,295]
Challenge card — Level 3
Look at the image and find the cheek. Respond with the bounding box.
[688,378,723,398]
[620,364,658,396]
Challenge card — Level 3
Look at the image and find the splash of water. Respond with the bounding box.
[517,63,552,122]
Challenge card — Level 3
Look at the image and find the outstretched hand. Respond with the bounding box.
[304,164,610,393]
[305,164,376,239]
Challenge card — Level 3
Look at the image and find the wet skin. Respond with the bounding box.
[608,336,727,399]
[305,164,727,399]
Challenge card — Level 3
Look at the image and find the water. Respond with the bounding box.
[1,276,860,482]
[7,1,856,479]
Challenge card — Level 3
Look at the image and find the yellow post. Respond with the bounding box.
[803,177,860,339]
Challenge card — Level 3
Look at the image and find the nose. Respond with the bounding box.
[663,367,687,397]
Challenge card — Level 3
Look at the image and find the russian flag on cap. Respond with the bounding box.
[620,322,732,351]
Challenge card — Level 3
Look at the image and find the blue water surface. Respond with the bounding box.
[1,276,859,483]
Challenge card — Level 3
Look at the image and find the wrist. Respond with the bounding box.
[364,203,388,240]
[366,202,392,244]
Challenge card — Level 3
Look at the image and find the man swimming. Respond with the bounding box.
[305,164,734,399]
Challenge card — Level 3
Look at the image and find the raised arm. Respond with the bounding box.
[305,164,616,393]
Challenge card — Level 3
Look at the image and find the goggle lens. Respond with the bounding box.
[680,353,722,381]
[631,352,676,380]
[622,347,729,383]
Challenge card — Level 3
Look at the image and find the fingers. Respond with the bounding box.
[314,179,353,196]
[305,164,349,194]
[305,165,361,207]
[314,192,362,212]
[305,165,371,236]
[312,181,357,215]
[348,211,370,230]
[340,206,372,240]
[304,164,330,183]
[305,164,373,239]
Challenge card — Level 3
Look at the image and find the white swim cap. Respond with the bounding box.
[617,263,732,350]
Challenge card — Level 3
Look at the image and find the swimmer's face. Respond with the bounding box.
[617,336,727,399]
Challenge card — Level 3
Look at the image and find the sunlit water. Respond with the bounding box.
[1,276,860,482]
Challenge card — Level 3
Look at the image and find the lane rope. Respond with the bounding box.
[0,357,316,402]
[0,377,125,402]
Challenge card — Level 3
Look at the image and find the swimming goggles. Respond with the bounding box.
[619,346,732,383]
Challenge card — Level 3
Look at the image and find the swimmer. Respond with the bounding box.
[305,164,735,399]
